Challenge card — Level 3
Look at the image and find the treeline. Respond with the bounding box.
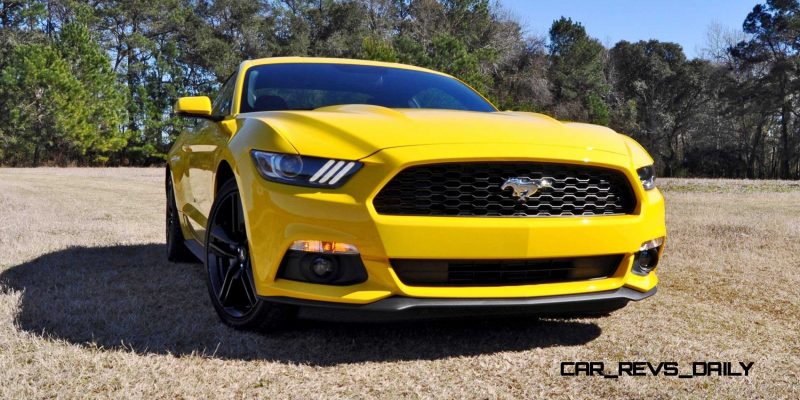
[0,0,798,178]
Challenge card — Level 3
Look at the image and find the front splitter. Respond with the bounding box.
[260,286,657,322]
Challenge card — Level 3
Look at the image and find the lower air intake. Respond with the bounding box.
[391,255,623,286]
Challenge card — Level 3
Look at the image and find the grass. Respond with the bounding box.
[0,168,798,399]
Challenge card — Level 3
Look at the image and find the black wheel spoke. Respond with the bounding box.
[208,242,237,259]
[240,270,257,306]
[209,226,237,248]
[218,266,238,305]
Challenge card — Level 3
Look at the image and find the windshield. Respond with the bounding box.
[240,63,496,113]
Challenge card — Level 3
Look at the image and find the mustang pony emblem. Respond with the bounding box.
[501,177,553,201]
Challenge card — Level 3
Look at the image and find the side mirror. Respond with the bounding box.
[175,96,215,119]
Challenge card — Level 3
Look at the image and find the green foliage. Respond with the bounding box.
[427,34,491,92]
[585,92,609,126]
[730,0,800,178]
[609,40,708,175]
[361,36,399,62]
[0,43,75,165]
[57,23,129,162]
[0,22,127,166]
[547,17,609,124]
[0,0,797,178]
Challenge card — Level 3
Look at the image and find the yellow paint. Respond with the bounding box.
[169,57,666,305]
[174,96,212,117]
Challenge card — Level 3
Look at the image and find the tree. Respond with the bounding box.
[362,35,399,61]
[0,0,796,177]
[609,40,705,176]
[57,22,129,163]
[0,0,47,162]
[731,0,800,179]
[0,44,74,165]
[547,17,609,125]
[0,23,127,165]
[489,34,551,112]
[92,0,197,164]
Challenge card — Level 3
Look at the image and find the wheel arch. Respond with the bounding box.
[215,160,236,198]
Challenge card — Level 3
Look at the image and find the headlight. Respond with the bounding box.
[251,150,362,188]
[637,165,656,190]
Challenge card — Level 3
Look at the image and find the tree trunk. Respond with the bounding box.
[747,116,764,179]
[779,101,790,179]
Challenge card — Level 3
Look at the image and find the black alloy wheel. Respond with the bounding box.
[204,179,294,330]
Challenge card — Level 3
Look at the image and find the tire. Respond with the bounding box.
[204,179,295,331]
[166,172,197,263]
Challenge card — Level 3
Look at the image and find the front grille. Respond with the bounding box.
[373,162,636,216]
[391,255,623,286]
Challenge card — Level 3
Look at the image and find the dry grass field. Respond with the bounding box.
[0,168,798,399]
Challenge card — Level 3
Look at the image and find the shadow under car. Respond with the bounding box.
[0,244,602,365]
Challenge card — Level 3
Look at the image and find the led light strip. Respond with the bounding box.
[309,160,336,182]
[328,162,356,185]
[309,159,357,185]
[319,161,346,184]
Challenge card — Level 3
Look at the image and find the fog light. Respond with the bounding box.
[310,256,337,279]
[278,241,367,285]
[632,237,664,276]
[638,248,658,267]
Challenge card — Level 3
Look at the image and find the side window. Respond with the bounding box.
[211,74,237,118]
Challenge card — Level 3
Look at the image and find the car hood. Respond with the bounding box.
[246,105,630,160]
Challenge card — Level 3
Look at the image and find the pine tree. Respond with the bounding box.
[0,22,127,165]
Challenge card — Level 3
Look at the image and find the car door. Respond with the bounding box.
[184,74,237,242]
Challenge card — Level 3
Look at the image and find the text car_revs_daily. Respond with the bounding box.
[561,361,754,379]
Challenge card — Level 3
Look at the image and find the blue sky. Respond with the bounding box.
[500,0,758,58]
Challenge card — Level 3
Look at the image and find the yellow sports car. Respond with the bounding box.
[167,57,665,330]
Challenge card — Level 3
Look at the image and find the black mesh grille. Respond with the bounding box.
[373,162,636,216]
[391,255,623,286]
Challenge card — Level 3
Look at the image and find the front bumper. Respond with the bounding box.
[236,143,666,306]
[263,287,657,321]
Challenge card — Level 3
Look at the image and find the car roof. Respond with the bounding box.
[238,57,451,78]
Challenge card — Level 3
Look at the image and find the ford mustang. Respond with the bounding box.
[167,57,665,330]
